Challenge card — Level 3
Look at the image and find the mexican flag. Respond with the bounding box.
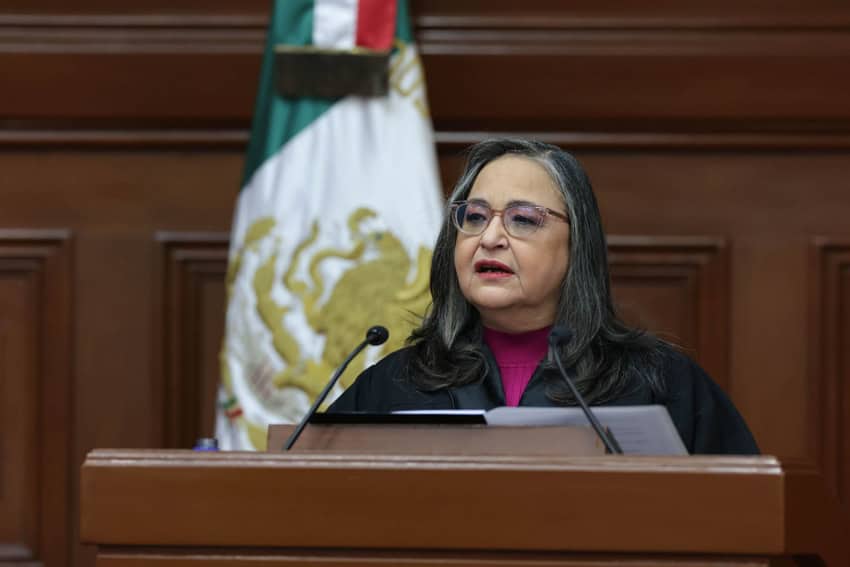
[217,0,444,450]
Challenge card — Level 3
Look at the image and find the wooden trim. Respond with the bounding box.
[5,9,850,31]
[608,236,729,390]
[0,129,250,149]
[0,27,263,53]
[417,28,850,55]
[0,229,73,567]
[154,232,229,449]
[810,238,850,504]
[416,14,850,30]
[0,14,268,28]
[5,130,850,151]
[5,23,850,55]
[436,131,850,151]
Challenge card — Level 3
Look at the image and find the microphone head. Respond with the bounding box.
[548,325,574,348]
[366,325,390,346]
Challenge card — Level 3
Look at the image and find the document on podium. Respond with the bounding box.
[396,405,687,456]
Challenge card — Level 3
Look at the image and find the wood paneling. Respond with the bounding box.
[811,240,850,505]
[7,0,850,27]
[421,36,850,132]
[0,150,240,567]
[413,0,850,28]
[0,230,72,567]
[0,51,260,122]
[609,237,728,389]
[155,233,229,449]
[3,3,850,139]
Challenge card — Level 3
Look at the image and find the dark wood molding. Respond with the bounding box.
[0,229,72,567]
[412,0,850,30]
[810,238,850,505]
[0,0,270,24]
[5,19,850,51]
[0,25,264,52]
[436,131,850,151]
[0,14,268,28]
[155,232,229,450]
[608,236,729,390]
[6,2,850,30]
[0,129,250,148]
[417,28,850,55]
[6,129,850,151]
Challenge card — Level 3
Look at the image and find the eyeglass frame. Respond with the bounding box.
[448,199,570,238]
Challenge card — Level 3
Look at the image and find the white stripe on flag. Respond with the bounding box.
[313,0,358,49]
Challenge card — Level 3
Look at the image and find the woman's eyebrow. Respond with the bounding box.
[467,198,542,207]
[505,199,540,207]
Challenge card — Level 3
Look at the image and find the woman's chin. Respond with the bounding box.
[470,301,529,329]
[467,293,519,312]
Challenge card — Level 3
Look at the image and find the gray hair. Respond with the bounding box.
[408,138,665,403]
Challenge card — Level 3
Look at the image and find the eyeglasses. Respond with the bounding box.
[449,200,570,238]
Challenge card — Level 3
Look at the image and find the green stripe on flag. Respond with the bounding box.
[242,0,335,186]
[242,0,415,187]
[395,0,413,44]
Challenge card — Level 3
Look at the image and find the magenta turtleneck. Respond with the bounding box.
[482,326,551,406]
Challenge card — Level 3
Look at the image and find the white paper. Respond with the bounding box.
[485,405,687,455]
[393,405,688,456]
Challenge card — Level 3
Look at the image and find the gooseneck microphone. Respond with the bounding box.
[283,325,389,451]
[548,326,623,455]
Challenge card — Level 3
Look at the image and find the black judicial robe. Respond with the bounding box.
[329,346,759,455]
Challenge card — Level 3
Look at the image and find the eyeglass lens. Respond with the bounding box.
[453,202,547,237]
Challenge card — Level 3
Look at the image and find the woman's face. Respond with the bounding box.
[453,155,570,333]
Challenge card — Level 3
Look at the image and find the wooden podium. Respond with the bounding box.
[80,426,848,567]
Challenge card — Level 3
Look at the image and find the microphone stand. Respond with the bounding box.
[283,326,388,451]
[549,327,623,455]
[550,349,623,454]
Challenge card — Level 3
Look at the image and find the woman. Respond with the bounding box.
[330,138,758,455]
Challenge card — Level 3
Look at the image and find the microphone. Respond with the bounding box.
[283,325,389,450]
[548,326,623,455]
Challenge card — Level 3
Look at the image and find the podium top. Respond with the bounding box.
[80,450,848,566]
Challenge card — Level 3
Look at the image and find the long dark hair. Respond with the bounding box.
[408,138,667,404]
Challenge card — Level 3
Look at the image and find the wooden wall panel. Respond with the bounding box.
[811,240,850,506]
[0,150,240,567]
[3,2,850,143]
[421,36,850,133]
[0,51,260,122]
[0,231,72,567]
[413,0,850,28]
[156,233,229,449]
[7,0,850,25]
[609,237,728,389]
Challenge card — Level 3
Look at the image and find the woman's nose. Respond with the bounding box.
[479,213,508,248]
